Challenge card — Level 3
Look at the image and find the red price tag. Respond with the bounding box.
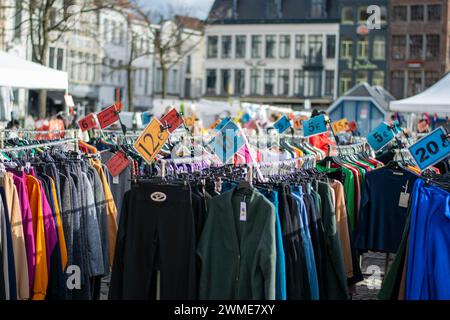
[97,104,120,129]
[106,150,131,177]
[160,108,184,133]
[78,113,98,131]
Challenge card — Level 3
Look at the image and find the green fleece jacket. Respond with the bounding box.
[197,187,276,300]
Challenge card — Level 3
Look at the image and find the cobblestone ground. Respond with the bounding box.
[100,252,390,300]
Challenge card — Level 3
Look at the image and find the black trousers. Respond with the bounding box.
[109,183,197,300]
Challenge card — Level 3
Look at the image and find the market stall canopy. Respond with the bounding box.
[0,51,68,90]
[389,72,450,114]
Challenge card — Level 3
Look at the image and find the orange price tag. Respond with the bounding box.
[209,120,220,130]
[332,118,349,134]
[184,116,196,127]
[134,118,169,164]
[293,118,303,130]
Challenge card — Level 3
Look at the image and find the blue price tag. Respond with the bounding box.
[367,122,395,151]
[241,113,251,124]
[215,117,231,131]
[273,116,292,134]
[302,115,327,137]
[209,121,245,164]
[393,120,402,134]
[408,127,450,171]
[141,112,152,126]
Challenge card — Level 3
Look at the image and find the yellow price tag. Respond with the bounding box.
[134,118,169,164]
[332,118,349,133]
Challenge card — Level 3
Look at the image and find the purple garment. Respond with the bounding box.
[12,172,36,292]
[37,180,57,274]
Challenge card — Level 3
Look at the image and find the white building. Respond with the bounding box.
[204,0,341,109]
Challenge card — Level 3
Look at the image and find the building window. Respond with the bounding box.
[393,6,407,22]
[206,69,217,94]
[57,48,64,71]
[341,39,353,60]
[186,55,191,74]
[325,70,334,97]
[356,71,368,84]
[265,35,276,58]
[341,6,354,24]
[392,35,406,60]
[145,69,149,94]
[427,4,441,21]
[49,47,55,68]
[357,38,369,59]
[311,0,324,18]
[358,6,369,23]
[85,53,91,82]
[280,35,291,59]
[251,35,262,58]
[373,36,386,60]
[425,71,439,88]
[250,69,261,95]
[411,5,424,21]
[426,34,440,60]
[305,71,322,97]
[380,6,387,24]
[221,69,231,95]
[295,35,305,58]
[408,70,423,96]
[171,69,179,94]
[326,35,336,58]
[104,19,109,41]
[221,35,232,58]
[391,71,405,98]
[340,71,352,94]
[111,21,117,44]
[264,69,275,95]
[294,70,305,96]
[235,35,246,58]
[372,71,384,87]
[409,35,424,59]
[234,69,245,96]
[278,69,290,96]
[207,36,218,58]
[308,35,322,60]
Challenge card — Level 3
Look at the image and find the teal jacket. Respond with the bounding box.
[198,187,276,300]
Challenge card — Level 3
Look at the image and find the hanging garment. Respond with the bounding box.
[406,179,450,300]
[355,167,418,254]
[0,173,29,299]
[198,187,276,300]
[110,183,197,300]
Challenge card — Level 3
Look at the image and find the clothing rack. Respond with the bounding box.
[0,138,79,153]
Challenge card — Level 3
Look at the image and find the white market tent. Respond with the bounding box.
[390,72,450,115]
[0,51,68,90]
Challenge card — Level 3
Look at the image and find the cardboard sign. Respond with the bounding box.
[408,127,450,171]
[134,118,169,164]
[97,104,120,129]
[215,117,231,131]
[367,122,395,151]
[302,115,327,137]
[184,116,196,127]
[208,121,245,164]
[332,118,349,134]
[141,111,152,126]
[274,116,292,134]
[106,150,131,177]
[293,118,303,130]
[78,113,98,131]
[160,108,184,133]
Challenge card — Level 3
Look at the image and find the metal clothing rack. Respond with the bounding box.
[0,138,79,153]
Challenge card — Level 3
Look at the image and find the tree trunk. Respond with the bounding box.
[38,90,47,119]
[127,67,133,112]
[162,67,168,99]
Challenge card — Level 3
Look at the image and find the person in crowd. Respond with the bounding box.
[308,109,336,154]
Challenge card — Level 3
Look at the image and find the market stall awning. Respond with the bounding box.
[389,72,450,114]
[0,51,68,90]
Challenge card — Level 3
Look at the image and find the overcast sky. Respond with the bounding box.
[140,0,215,19]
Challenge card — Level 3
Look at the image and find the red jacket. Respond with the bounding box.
[309,132,336,153]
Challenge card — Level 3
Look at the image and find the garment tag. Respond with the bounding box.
[398,192,410,208]
[393,172,404,176]
[399,180,410,208]
[240,201,247,221]
[113,175,120,185]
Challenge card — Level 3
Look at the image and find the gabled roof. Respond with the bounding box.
[343,82,394,111]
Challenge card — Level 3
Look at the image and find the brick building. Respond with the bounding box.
[388,0,450,99]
